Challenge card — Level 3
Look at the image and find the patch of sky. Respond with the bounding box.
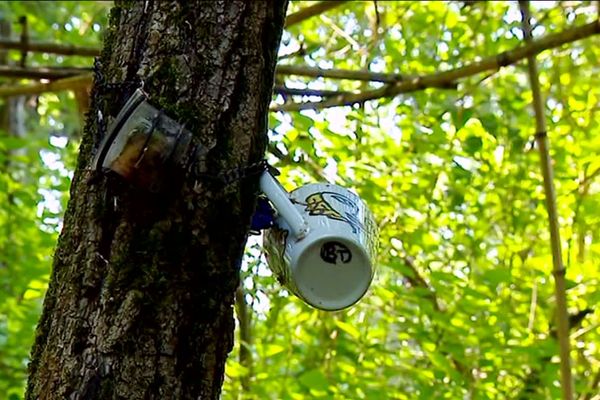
[453,155,479,173]
[494,145,505,166]
[70,16,81,29]
[370,56,386,73]
[49,135,68,148]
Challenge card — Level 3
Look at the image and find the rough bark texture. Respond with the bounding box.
[26,1,287,399]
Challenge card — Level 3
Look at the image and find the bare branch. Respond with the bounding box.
[271,20,600,112]
[0,74,349,99]
[527,280,538,331]
[0,63,408,85]
[577,165,600,192]
[402,256,443,312]
[400,255,472,380]
[4,21,598,102]
[0,38,100,57]
[275,64,404,83]
[579,367,600,400]
[0,73,92,97]
[234,285,253,392]
[0,64,406,97]
[284,1,350,28]
[519,2,574,399]
[273,85,350,97]
[18,16,28,68]
[0,2,350,59]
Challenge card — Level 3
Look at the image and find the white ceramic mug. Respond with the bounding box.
[261,172,378,311]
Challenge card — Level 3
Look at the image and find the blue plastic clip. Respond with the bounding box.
[250,197,276,234]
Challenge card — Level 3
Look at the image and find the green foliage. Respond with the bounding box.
[224,2,600,399]
[0,1,599,399]
[0,2,109,396]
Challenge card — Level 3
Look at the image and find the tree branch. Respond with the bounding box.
[275,64,404,83]
[402,256,443,312]
[400,255,472,381]
[0,2,348,60]
[578,165,600,190]
[0,73,92,97]
[0,71,355,99]
[234,285,253,393]
[271,20,600,112]
[273,85,350,97]
[0,74,349,99]
[18,16,28,68]
[580,367,600,400]
[4,20,598,102]
[275,65,457,88]
[519,2,574,400]
[0,63,409,90]
[284,1,350,28]
[0,38,100,57]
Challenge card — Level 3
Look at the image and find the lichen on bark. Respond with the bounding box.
[26,1,288,399]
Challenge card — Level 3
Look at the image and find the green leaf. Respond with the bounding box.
[464,135,483,155]
[298,369,329,392]
[334,320,361,340]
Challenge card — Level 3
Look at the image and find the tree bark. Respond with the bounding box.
[26,1,287,399]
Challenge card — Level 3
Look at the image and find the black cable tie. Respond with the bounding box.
[204,159,269,186]
[164,122,186,164]
[534,130,547,139]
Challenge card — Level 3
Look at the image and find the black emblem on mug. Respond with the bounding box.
[320,241,352,265]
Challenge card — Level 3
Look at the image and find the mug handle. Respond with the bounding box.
[259,170,309,240]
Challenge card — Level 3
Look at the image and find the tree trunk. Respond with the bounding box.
[26,1,287,399]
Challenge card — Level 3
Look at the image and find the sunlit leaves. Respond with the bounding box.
[0,2,105,395]
[226,1,600,399]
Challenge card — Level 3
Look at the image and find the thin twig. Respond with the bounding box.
[519,2,574,400]
[571,322,599,340]
[284,1,350,28]
[234,285,253,392]
[272,20,600,112]
[18,16,28,68]
[320,14,362,51]
[578,165,600,190]
[402,256,443,312]
[580,367,600,400]
[527,280,538,331]
[400,255,472,381]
